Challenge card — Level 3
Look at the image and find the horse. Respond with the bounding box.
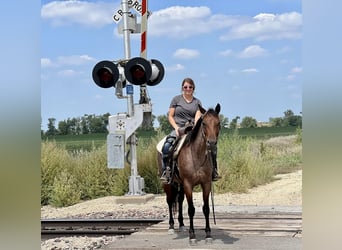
[158,103,221,244]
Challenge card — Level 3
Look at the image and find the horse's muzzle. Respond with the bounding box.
[206,140,217,153]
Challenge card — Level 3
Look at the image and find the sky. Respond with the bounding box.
[41,0,302,130]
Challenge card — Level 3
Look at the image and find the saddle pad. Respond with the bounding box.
[156,135,187,156]
[173,135,187,158]
[156,136,167,153]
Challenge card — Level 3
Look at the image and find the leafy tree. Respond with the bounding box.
[229,116,240,129]
[46,118,58,136]
[58,120,68,135]
[219,114,229,128]
[157,114,172,134]
[269,117,283,127]
[269,109,302,128]
[81,115,90,134]
[240,116,257,128]
[284,109,294,118]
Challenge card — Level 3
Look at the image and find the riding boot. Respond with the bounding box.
[160,136,175,184]
[211,151,221,181]
[160,157,171,184]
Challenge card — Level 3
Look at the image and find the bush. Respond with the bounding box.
[41,132,302,207]
[215,132,273,193]
[41,141,73,205]
[49,170,81,207]
[136,135,165,194]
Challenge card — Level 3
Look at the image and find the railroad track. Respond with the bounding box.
[41,218,164,239]
[145,212,302,237]
[41,212,302,239]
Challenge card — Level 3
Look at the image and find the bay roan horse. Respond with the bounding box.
[159,103,221,244]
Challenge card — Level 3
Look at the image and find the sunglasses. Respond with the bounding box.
[183,85,193,89]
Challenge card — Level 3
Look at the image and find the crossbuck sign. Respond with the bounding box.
[113,0,151,23]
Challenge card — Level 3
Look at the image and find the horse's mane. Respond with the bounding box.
[184,108,217,146]
[184,116,202,146]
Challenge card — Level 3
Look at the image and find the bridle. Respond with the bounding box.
[199,112,220,166]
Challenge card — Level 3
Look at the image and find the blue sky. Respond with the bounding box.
[41,0,302,130]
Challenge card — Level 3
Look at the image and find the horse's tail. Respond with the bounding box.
[170,183,182,217]
[172,191,179,215]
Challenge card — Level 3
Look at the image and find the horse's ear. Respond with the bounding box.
[198,104,206,114]
[215,103,221,114]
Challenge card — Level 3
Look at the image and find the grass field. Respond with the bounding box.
[41,126,302,206]
[43,126,298,151]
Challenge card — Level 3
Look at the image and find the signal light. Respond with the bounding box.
[92,60,126,88]
[92,57,164,89]
[124,57,164,86]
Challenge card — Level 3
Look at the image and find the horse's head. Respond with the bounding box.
[199,103,221,150]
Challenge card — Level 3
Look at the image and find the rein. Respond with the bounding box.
[199,112,218,225]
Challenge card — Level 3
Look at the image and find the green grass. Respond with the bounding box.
[44,127,298,151]
[41,128,302,207]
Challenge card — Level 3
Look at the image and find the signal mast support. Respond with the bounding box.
[92,0,163,196]
[122,0,143,195]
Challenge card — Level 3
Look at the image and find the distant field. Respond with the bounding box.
[43,126,298,151]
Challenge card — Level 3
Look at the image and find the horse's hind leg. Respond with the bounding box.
[167,202,175,234]
[178,185,186,231]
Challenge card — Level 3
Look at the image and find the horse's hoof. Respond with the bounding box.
[189,238,197,246]
[205,237,213,244]
[179,226,187,232]
[168,229,175,234]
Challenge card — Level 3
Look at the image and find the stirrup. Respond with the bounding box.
[160,168,171,184]
[212,171,221,181]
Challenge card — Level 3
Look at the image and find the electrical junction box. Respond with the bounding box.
[107,133,125,169]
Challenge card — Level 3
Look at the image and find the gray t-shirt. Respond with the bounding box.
[169,95,202,127]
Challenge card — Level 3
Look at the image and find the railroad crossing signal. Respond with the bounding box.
[124,57,164,86]
[92,60,126,88]
[92,57,164,89]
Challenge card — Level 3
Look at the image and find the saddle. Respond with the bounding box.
[168,122,194,182]
[156,122,194,183]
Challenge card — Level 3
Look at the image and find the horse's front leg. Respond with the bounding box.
[184,185,196,243]
[202,184,212,242]
[188,199,196,242]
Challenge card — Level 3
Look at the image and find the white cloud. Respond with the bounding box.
[41,55,96,68]
[241,68,259,73]
[167,64,185,72]
[220,11,302,41]
[219,49,233,57]
[41,2,301,43]
[57,69,78,77]
[41,58,55,68]
[173,48,200,59]
[290,66,302,73]
[286,74,296,81]
[148,6,238,38]
[41,0,114,27]
[57,55,97,66]
[238,45,268,58]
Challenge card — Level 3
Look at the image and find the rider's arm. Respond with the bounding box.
[168,107,180,136]
[194,110,202,125]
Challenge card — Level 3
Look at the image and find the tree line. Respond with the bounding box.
[42,109,301,138]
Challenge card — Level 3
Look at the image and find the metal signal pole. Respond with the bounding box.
[121,0,143,195]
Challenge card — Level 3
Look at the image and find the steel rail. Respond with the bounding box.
[41,218,164,238]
